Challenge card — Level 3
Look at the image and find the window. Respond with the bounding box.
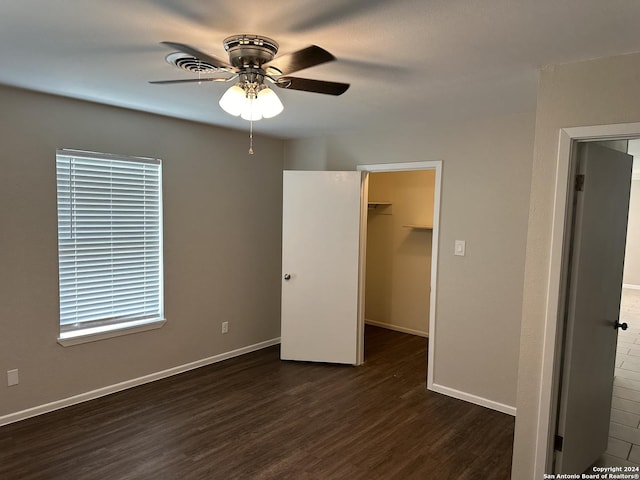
[56,149,164,344]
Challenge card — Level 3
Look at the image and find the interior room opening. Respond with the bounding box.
[553,138,640,473]
[595,138,640,469]
[364,170,435,372]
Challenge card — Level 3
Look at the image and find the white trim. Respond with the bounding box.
[623,284,640,291]
[0,337,281,427]
[58,148,160,165]
[431,383,516,416]
[356,173,369,366]
[357,161,438,172]
[355,160,441,393]
[535,122,640,479]
[365,319,428,337]
[429,163,442,390]
[57,318,167,347]
[534,128,574,478]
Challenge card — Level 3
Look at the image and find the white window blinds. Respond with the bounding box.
[56,149,164,334]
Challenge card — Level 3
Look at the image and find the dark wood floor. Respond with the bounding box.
[0,326,514,480]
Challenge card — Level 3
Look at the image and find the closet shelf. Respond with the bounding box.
[403,224,433,230]
[368,201,392,215]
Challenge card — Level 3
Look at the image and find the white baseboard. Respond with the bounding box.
[623,284,640,290]
[0,337,281,427]
[365,319,428,337]
[428,382,516,416]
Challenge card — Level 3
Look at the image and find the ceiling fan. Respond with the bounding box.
[150,34,350,121]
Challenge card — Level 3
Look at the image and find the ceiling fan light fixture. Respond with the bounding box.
[240,96,263,121]
[218,84,246,116]
[257,87,284,119]
[220,83,283,121]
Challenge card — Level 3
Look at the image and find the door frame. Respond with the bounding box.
[535,122,640,477]
[356,161,442,388]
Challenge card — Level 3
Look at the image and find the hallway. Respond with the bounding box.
[602,288,640,466]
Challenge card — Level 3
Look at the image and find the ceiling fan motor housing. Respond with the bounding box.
[223,34,279,69]
[152,35,349,96]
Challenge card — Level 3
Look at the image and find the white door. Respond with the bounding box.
[281,171,366,365]
[556,143,633,473]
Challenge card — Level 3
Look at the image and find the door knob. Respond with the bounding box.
[284,273,291,280]
[615,321,628,331]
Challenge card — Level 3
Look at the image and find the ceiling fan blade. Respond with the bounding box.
[161,41,233,70]
[263,45,334,76]
[275,77,350,96]
[149,77,230,85]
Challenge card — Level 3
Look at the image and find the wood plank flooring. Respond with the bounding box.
[0,326,514,479]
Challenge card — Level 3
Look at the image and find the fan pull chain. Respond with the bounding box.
[249,118,254,155]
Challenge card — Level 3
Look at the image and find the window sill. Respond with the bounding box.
[57,318,167,347]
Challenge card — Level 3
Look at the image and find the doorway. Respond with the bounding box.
[365,170,435,336]
[535,126,640,476]
[552,141,633,473]
[598,138,640,468]
[357,161,442,387]
[279,163,442,382]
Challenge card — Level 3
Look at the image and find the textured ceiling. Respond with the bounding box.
[2,0,640,138]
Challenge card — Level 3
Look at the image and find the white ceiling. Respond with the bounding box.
[3,0,640,139]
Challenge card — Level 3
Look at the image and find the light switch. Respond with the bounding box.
[7,369,19,386]
[454,240,466,256]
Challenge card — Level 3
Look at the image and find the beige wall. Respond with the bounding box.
[0,86,284,418]
[285,111,535,410]
[366,171,434,335]
[624,141,640,286]
[513,52,640,478]
[624,179,640,286]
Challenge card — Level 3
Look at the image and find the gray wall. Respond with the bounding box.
[513,52,640,479]
[285,111,535,410]
[0,86,284,418]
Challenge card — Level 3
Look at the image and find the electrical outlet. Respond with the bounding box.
[222,321,229,334]
[7,369,19,387]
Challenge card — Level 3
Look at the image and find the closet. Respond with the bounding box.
[365,170,436,337]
